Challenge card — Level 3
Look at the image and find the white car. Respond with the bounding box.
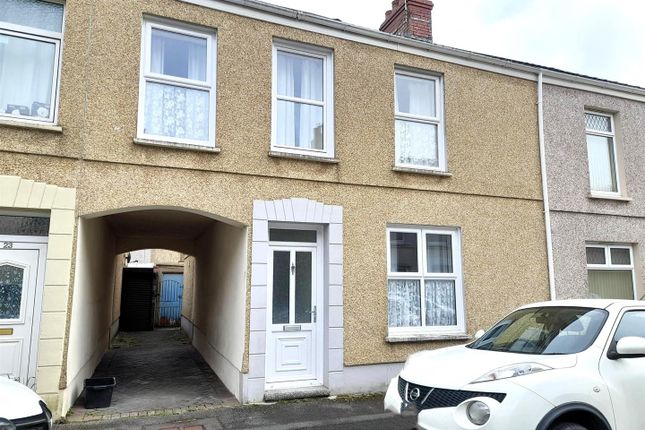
[385,299,645,430]
[0,378,53,430]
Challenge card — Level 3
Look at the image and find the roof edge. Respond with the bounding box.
[181,0,645,101]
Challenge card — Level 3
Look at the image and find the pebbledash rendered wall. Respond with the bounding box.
[0,0,551,416]
[543,84,645,300]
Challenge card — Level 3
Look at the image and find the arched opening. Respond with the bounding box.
[65,208,247,417]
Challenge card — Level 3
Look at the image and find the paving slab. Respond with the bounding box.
[66,329,237,423]
[56,395,417,430]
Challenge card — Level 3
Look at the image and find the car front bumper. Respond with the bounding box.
[384,376,554,430]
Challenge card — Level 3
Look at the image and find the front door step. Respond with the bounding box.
[264,386,330,402]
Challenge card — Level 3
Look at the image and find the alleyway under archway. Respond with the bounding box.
[69,329,237,421]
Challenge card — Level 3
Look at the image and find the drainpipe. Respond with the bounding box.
[537,72,556,300]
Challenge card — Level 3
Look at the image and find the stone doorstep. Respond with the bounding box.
[64,403,223,424]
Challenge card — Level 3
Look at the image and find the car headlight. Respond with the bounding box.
[0,418,16,430]
[40,401,53,429]
[467,401,490,425]
[471,362,552,383]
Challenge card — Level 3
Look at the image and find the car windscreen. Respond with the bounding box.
[467,307,608,355]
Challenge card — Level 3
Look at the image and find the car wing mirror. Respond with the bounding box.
[474,329,486,340]
[610,336,645,359]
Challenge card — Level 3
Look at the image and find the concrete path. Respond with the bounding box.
[57,395,418,430]
[67,329,237,423]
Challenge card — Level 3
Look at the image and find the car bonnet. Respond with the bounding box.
[399,345,577,389]
[0,378,45,420]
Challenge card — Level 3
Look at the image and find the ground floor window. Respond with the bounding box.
[387,226,464,336]
[586,243,635,299]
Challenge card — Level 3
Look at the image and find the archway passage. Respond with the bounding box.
[65,208,247,419]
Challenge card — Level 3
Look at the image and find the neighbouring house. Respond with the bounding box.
[542,83,645,300]
[0,0,641,419]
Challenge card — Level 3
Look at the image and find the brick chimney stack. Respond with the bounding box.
[379,0,434,42]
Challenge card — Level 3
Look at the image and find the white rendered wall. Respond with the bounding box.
[189,222,248,400]
[64,218,116,411]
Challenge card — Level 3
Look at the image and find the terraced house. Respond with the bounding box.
[0,0,641,419]
[542,81,645,301]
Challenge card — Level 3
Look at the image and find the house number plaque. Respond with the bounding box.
[2,242,13,249]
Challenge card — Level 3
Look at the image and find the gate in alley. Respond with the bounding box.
[157,274,183,328]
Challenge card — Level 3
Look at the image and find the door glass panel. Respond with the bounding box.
[0,215,49,236]
[0,265,24,319]
[295,252,312,324]
[272,251,290,324]
[269,229,317,243]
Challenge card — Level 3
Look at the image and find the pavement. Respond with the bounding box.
[67,329,237,423]
[56,395,418,430]
[60,329,417,429]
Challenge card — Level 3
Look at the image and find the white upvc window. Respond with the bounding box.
[271,40,334,158]
[394,69,446,171]
[586,244,635,300]
[0,0,64,124]
[137,18,216,148]
[585,111,620,196]
[387,226,464,336]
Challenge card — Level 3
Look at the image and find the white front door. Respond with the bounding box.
[0,241,46,387]
[266,245,322,386]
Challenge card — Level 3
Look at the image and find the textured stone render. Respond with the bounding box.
[247,198,343,402]
[0,0,549,410]
[0,175,76,416]
[0,0,542,203]
[542,84,645,299]
[543,84,645,215]
[550,212,645,300]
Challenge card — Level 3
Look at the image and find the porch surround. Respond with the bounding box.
[0,175,77,417]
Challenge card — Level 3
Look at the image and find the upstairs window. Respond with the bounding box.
[585,112,619,195]
[272,40,334,158]
[394,70,446,171]
[0,0,64,124]
[387,226,464,336]
[586,244,635,299]
[138,19,216,147]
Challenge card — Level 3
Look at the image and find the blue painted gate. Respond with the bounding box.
[158,274,183,328]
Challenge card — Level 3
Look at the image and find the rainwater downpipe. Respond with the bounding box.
[538,72,556,300]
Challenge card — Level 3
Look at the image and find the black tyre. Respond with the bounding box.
[551,423,588,430]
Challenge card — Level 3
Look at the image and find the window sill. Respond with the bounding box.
[0,118,63,134]
[386,333,470,343]
[134,137,220,153]
[393,166,452,177]
[588,193,632,202]
[269,150,339,164]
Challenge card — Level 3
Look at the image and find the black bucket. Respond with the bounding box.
[84,377,116,409]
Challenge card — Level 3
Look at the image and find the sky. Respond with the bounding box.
[259,0,645,88]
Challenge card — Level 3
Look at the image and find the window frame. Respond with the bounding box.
[586,243,636,300]
[0,0,64,125]
[584,111,621,198]
[137,18,217,148]
[386,225,464,336]
[271,39,335,159]
[394,69,446,172]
